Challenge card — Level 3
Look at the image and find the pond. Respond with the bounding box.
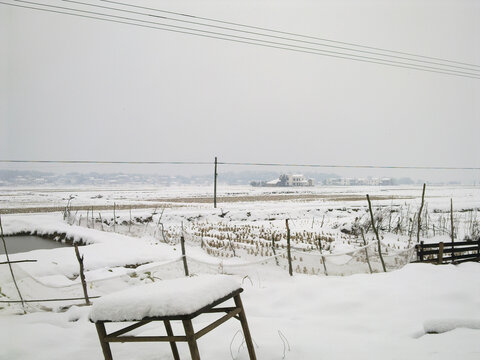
[0,235,70,255]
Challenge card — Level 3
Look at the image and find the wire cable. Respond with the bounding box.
[60,0,480,74]
[2,1,479,79]
[1,160,479,171]
[100,0,480,70]
[13,0,480,78]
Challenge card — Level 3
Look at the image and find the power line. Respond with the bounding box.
[12,0,480,78]
[1,160,479,171]
[3,1,480,79]
[0,160,212,165]
[101,0,480,70]
[61,0,480,74]
[218,162,480,171]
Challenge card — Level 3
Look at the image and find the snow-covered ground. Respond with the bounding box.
[0,185,479,359]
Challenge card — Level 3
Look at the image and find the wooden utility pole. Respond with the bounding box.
[213,157,218,208]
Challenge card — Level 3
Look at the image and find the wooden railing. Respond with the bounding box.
[415,239,480,264]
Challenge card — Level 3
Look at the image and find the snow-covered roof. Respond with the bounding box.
[89,275,241,321]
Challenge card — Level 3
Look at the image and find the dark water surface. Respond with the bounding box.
[0,235,70,255]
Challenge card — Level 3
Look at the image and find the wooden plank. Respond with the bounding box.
[195,308,242,340]
[442,246,479,253]
[442,253,480,262]
[421,247,478,256]
[420,240,478,248]
[455,258,480,264]
[107,320,152,338]
[105,335,187,343]
[204,307,237,314]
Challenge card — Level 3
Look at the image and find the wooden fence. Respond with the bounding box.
[415,239,480,264]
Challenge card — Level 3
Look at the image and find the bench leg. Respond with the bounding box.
[234,294,257,360]
[164,320,181,360]
[182,319,201,360]
[95,322,113,360]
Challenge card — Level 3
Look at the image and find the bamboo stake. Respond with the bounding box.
[367,194,386,272]
[180,235,189,276]
[360,228,373,274]
[451,198,455,263]
[271,234,279,266]
[317,236,328,276]
[98,212,104,231]
[213,157,218,209]
[417,184,426,244]
[129,206,132,233]
[450,199,455,242]
[0,216,26,313]
[113,202,116,233]
[286,219,293,276]
[74,244,90,305]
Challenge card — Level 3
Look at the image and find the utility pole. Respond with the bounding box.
[214,157,218,208]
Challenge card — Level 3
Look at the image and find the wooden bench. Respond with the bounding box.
[89,275,256,360]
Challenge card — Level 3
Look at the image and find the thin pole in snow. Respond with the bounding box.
[214,157,218,208]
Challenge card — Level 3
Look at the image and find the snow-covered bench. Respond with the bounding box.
[89,275,256,360]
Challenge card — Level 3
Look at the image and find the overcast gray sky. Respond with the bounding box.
[1,0,479,181]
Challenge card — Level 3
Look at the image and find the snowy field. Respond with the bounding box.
[0,184,479,359]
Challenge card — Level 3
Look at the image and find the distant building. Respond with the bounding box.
[251,174,314,187]
[325,177,393,186]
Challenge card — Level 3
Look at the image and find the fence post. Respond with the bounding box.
[360,228,372,274]
[419,241,424,262]
[437,242,444,264]
[0,216,26,313]
[367,194,387,272]
[450,199,455,263]
[317,236,328,276]
[113,202,116,233]
[180,235,189,277]
[213,157,218,209]
[74,244,90,306]
[477,239,480,261]
[271,234,279,266]
[417,183,426,244]
[285,219,293,276]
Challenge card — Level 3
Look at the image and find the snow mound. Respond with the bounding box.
[89,275,241,322]
[424,319,480,334]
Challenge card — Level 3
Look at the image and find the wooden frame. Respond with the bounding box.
[92,289,256,360]
[415,239,480,264]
